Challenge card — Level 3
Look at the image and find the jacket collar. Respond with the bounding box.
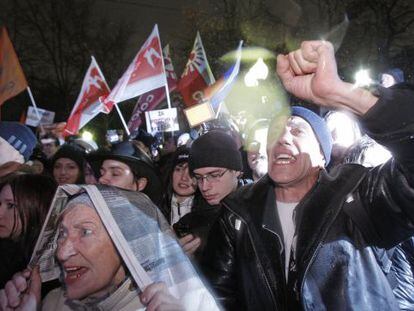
[261,185,285,255]
[257,166,366,275]
[288,166,366,280]
[66,278,142,311]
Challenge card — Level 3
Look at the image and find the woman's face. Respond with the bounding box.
[0,184,22,239]
[172,162,197,199]
[56,204,125,300]
[53,158,80,185]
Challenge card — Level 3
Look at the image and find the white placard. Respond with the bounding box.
[184,101,215,128]
[25,106,55,127]
[145,107,179,133]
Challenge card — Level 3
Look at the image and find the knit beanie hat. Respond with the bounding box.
[0,121,36,161]
[172,145,190,168]
[291,106,333,165]
[384,68,404,84]
[189,130,242,172]
[51,144,86,183]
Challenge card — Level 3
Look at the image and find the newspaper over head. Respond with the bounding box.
[29,184,218,310]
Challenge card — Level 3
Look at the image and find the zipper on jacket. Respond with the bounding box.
[223,202,280,309]
[262,224,289,287]
[299,199,345,310]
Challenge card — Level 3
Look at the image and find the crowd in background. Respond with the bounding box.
[0,41,414,310]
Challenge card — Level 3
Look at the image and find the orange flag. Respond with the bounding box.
[0,27,28,106]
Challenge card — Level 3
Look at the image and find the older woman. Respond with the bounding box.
[0,187,218,310]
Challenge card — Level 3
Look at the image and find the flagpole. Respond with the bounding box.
[91,55,130,137]
[156,25,171,110]
[114,103,131,137]
[26,87,45,134]
[163,77,171,109]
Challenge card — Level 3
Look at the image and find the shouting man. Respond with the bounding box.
[201,41,414,310]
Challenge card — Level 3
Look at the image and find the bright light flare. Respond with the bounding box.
[363,144,392,167]
[326,111,361,148]
[81,130,94,141]
[244,58,269,87]
[354,69,372,87]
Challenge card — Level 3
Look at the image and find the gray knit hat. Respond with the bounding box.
[0,121,36,161]
[189,130,242,172]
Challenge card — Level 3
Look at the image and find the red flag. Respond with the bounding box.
[102,25,167,111]
[0,27,28,106]
[127,45,178,134]
[63,56,110,137]
[178,32,215,107]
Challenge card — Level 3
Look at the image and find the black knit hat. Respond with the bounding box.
[172,145,190,168]
[51,144,86,183]
[189,130,242,172]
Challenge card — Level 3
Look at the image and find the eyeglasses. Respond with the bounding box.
[194,169,228,184]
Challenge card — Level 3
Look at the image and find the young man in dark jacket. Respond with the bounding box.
[177,130,245,260]
[201,40,414,310]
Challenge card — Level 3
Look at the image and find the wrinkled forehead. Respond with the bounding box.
[287,116,321,147]
[56,203,102,234]
[58,193,95,223]
[267,115,313,145]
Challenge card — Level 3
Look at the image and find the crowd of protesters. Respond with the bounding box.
[1,40,414,310]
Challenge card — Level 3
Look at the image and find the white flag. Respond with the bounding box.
[64,57,110,137]
[102,25,167,111]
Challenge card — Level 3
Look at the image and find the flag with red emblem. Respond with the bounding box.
[63,56,110,137]
[127,44,178,134]
[178,32,215,107]
[102,25,167,112]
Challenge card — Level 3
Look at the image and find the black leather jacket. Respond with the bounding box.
[201,87,414,310]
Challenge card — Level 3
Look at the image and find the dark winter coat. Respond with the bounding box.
[201,86,414,310]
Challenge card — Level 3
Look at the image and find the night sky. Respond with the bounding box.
[1,0,413,130]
